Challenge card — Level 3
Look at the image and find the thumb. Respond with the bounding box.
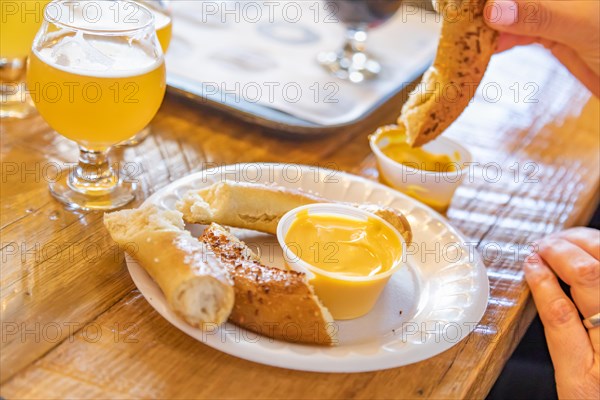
[484,0,584,47]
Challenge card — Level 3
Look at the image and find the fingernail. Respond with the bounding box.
[523,254,540,271]
[487,0,518,26]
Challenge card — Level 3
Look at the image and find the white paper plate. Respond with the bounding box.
[127,163,489,372]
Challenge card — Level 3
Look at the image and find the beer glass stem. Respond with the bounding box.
[317,23,381,83]
[68,146,119,196]
[344,25,369,54]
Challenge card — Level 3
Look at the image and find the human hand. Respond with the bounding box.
[484,0,600,97]
[524,227,600,399]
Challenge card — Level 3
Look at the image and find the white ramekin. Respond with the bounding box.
[369,125,472,212]
[276,203,406,319]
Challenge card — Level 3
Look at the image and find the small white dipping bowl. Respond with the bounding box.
[369,125,472,212]
[276,203,406,320]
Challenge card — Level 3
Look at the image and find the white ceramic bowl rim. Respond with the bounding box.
[276,203,407,282]
[369,130,473,175]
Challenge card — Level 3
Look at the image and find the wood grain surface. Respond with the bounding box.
[1,45,599,399]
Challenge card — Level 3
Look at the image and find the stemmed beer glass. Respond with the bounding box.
[27,0,167,210]
[318,0,403,83]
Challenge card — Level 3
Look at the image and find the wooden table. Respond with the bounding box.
[1,46,599,399]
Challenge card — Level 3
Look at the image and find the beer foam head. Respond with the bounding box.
[35,34,161,77]
[36,0,162,77]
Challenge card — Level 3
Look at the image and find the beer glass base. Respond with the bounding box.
[49,177,136,211]
[317,50,381,83]
[318,25,381,84]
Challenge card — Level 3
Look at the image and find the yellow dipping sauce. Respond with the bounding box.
[377,126,460,172]
[283,209,403,320]
[284,210,400,277]
[382,142,458,172]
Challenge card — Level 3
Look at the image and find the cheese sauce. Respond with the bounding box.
[381,142,459,172]
[284,210,401,277]
[377,126,460,172]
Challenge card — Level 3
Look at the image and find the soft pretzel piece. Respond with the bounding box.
[104,205,234,326]
[201,223,336,345]
[398,0,498,147]
[176,181,412,245]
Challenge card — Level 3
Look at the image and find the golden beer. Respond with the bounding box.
[154,8,172,52]
[1,0,49,119]
[0,0,49,59]
[119,0,171,146]
[134,1,172,52]
[27,36,166,148]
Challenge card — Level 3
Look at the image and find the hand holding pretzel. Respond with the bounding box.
[484,0,600,97]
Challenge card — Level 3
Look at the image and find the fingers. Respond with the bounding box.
[524,254,595,375]
[547,43,600,98]
[495,32,537,52]
[554,227,600,260]
[484,0,594,48]
[485,1,600,96]
[537,237,600,318]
